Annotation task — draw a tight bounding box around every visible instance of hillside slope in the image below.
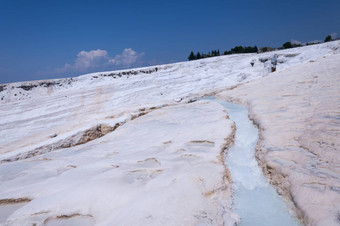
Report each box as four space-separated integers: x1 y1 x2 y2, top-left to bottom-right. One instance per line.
0 41 339 225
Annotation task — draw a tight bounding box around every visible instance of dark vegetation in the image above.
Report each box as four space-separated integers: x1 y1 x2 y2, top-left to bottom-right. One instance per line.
188 46 257 61
224 46 258 55
188 34 337 61
324 35 332 42
188 50 221 61
278 41 303 50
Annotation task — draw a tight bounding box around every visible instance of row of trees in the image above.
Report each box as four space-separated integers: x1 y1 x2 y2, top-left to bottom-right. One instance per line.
224 46 258 55
188 50 221 60
188 34 337 61
188 46 258 61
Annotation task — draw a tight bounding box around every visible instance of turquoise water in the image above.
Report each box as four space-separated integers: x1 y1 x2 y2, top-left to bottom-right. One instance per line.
205 97 300 226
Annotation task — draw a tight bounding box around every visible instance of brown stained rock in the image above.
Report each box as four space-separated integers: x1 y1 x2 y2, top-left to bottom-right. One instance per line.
0 198 31 205
0 107 160 164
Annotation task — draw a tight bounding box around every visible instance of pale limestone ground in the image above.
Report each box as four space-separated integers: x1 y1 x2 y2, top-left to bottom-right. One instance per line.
219 53 340 226
0 101 237 226
1 41 339 163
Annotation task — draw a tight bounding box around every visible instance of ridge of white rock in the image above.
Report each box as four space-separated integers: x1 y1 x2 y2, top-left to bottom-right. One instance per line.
1 41 339 163
219 52 340 226
0 41 339 225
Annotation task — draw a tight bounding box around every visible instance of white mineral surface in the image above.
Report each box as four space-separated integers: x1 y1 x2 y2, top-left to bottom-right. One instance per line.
219 52 340 226
0 41 339 225
0 101 235 225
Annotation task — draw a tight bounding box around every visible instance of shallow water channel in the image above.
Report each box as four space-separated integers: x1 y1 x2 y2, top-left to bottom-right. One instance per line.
205 97 300 226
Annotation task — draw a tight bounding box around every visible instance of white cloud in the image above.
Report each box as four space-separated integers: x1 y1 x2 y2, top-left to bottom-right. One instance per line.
109 48 144 67
56 48 144 73
63 49 108 72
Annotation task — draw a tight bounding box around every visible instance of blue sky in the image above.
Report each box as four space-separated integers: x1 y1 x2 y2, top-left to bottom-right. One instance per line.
1 0 339 84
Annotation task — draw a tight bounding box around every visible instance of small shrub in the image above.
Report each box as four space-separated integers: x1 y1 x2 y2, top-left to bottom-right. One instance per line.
324 35 332 42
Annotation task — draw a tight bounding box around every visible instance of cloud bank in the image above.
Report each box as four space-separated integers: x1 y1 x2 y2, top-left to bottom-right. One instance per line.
56 48 144 74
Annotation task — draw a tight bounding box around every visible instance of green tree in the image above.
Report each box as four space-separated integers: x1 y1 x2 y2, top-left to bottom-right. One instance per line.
197 52 201 59
324 35 332 42
188 51 196 61
283 42 292 49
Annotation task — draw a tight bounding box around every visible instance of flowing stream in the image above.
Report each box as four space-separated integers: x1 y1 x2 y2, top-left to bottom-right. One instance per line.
205 97 300 226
